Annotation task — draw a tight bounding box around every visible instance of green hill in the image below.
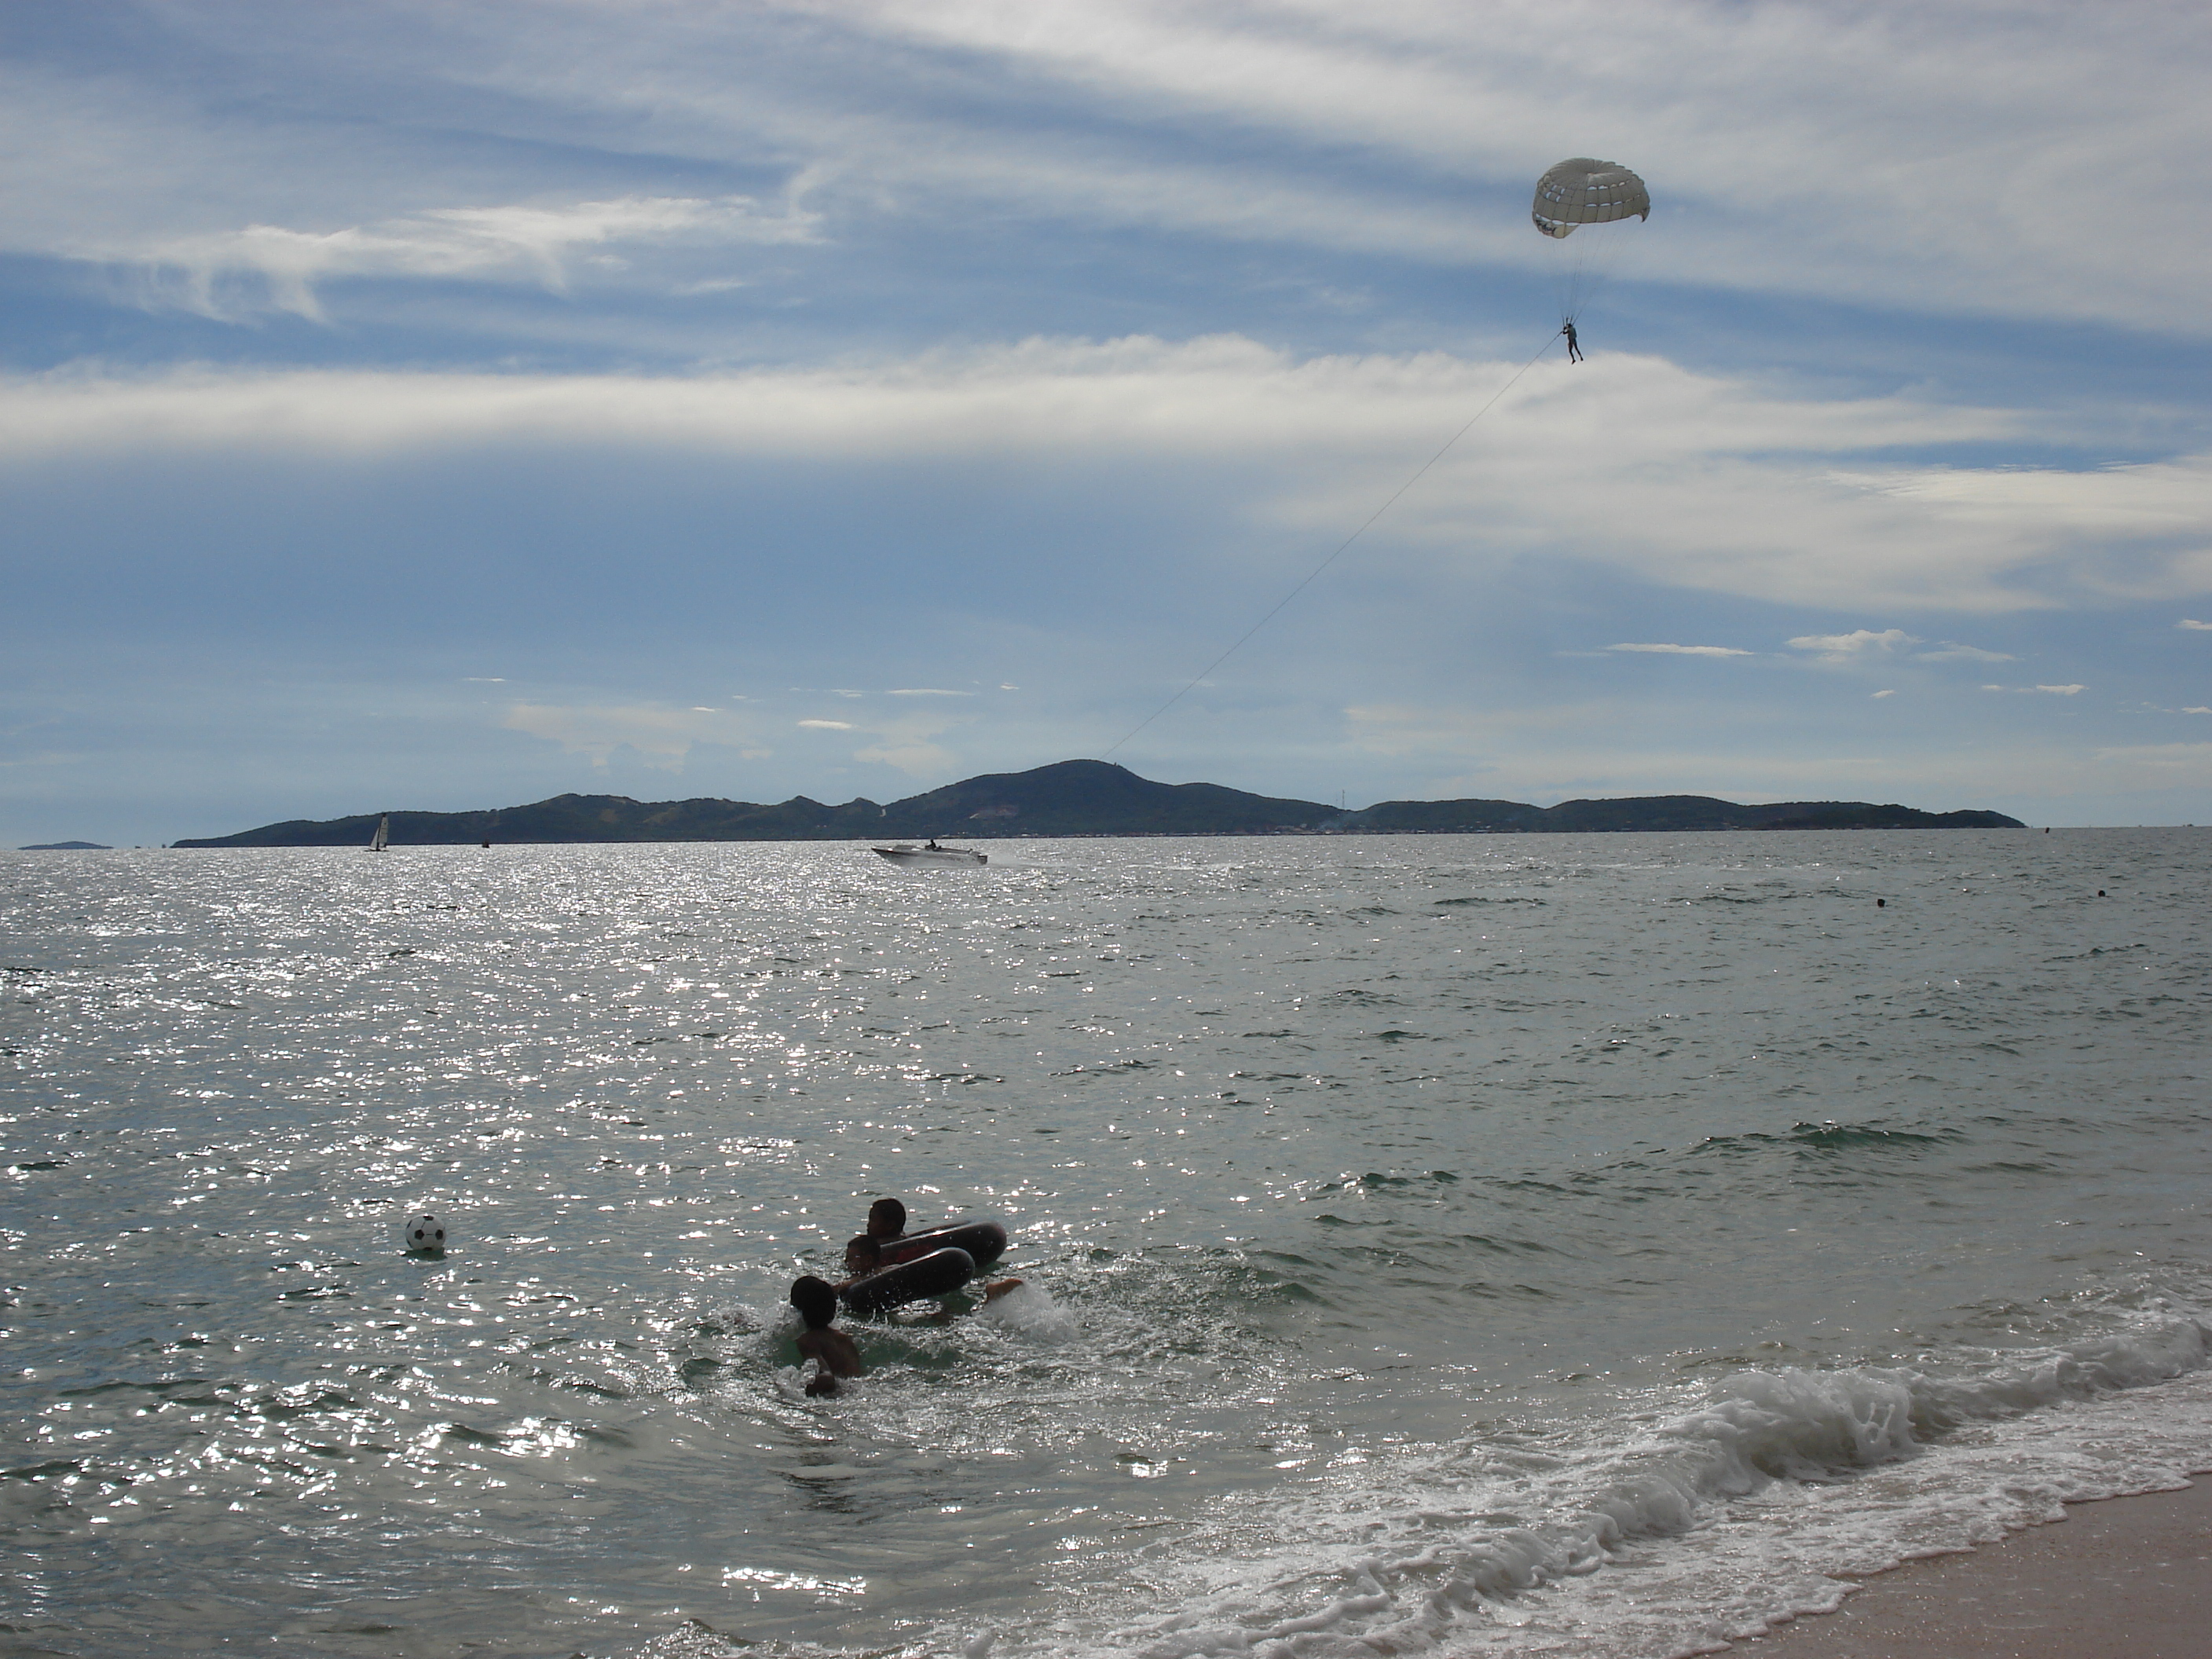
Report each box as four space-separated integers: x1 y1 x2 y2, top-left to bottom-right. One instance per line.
172 760 2024 846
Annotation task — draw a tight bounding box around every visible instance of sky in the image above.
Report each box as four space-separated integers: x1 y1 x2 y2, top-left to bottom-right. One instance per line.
5 0 2212 844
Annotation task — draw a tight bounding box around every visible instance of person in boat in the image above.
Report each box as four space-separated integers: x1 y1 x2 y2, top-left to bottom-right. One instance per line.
1562 319 1582 363
789 1276 862 1397
925 840 941 851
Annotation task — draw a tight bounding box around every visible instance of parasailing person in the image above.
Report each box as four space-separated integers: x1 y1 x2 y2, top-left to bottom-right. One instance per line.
1530 156 1650 358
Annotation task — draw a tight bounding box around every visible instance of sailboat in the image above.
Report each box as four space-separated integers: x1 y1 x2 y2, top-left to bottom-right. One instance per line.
368 813 390 852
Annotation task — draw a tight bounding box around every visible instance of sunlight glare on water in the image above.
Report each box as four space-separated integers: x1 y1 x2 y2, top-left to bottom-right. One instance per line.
5 832 2211 1657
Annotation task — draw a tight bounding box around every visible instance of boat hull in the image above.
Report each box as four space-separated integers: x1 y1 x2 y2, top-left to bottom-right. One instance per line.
872 845 987 866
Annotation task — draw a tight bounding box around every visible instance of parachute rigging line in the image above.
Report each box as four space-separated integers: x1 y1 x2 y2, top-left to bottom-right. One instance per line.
1102 328 1562 760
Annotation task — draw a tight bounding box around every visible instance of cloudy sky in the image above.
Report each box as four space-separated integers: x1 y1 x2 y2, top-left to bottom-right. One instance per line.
5 0 2210 843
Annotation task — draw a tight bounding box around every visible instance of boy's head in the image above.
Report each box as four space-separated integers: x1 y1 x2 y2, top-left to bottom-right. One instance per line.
843 1235 882 1276
866 1198 906 1240
789 1275 838 1330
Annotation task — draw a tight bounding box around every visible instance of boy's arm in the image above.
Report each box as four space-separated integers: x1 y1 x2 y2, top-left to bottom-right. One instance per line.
919 1278 1026 1323
796 1328 857 1394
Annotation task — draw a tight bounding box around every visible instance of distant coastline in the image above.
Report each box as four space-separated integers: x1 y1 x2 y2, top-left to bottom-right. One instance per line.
171 759 2026 848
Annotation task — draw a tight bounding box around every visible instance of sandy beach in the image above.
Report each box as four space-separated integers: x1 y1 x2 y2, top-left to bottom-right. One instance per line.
1734 1475 2212 1658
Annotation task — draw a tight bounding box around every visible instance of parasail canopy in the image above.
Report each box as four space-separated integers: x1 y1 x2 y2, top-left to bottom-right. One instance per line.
1532 158 1650 239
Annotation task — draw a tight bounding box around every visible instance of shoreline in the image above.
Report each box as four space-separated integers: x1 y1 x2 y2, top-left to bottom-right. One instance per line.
1731 1473 2212 1657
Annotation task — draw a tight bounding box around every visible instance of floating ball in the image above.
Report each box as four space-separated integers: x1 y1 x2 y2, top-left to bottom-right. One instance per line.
403 1213 447 1254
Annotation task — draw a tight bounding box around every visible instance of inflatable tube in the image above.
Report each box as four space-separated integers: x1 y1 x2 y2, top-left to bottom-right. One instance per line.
839 1247 975 1317
881 1220 1008 1271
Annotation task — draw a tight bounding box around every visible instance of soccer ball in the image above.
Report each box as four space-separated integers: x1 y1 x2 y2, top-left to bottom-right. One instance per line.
403 1213 447 1254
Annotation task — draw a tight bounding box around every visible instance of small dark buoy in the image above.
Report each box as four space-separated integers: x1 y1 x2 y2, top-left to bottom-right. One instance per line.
2097 889 2106 897
1876 898 1885 907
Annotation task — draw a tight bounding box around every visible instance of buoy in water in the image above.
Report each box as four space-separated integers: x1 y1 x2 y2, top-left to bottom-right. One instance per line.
403 1213 448 1254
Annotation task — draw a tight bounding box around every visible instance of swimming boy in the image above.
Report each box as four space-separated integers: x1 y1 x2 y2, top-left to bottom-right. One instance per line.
839 1234 884 1284
788 1275 862 1397
865 1198 906 1243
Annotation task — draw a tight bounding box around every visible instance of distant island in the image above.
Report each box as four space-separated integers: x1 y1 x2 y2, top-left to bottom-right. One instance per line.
18 840 112 851
172 760 2025 848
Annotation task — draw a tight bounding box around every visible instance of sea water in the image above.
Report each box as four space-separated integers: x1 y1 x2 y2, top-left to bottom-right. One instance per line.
4 831 2210 1659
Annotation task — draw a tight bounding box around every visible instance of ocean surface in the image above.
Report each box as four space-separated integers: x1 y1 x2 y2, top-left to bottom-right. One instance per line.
5 831 2211 1659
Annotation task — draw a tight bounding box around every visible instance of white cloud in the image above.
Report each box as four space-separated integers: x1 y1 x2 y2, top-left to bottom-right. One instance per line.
2181 619 2212 631
2093 742 2212 778
1345 699 1628 763
126 195 820 321
492 695 968 778
769 0 2212 334
1871 689 1897 698
886 687 975 697
1787 629 1920 661
1606 643 1752 657
851 710 967 775
1980 683 2086 695
5 343 2211 614
5 2 2205 338
855 740 954 775
501 701 769 767
1915 642 2016 663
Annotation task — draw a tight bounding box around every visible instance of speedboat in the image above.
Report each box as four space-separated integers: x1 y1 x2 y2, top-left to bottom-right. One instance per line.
872 840 987 866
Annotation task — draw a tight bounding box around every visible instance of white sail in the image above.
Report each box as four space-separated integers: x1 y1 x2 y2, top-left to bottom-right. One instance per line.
368 813 390 852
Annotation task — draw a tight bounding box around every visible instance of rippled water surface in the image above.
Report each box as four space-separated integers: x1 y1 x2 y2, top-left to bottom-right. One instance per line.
5 833 2211 1658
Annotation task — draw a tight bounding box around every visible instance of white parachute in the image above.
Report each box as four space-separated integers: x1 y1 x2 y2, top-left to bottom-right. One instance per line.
1532 157 1650 326
1532 158 1650 239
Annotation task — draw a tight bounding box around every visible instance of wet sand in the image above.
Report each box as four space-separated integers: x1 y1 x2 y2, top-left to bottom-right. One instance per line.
1733 1474 2212 1658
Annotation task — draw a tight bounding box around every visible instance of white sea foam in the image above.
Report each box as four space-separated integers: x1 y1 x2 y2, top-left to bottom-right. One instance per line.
996 1306 2212 1659
983 1281 1079 1340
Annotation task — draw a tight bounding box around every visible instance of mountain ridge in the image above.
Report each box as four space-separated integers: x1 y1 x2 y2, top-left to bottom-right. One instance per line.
171 760 2026 846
